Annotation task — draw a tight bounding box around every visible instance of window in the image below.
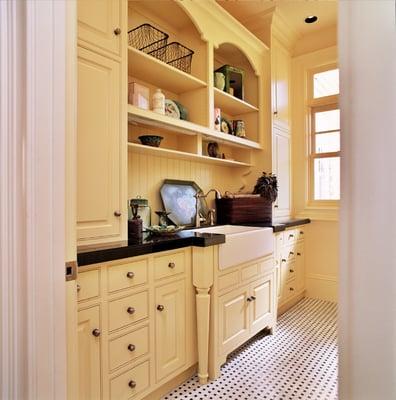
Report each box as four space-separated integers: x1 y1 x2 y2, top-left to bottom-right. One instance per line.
309 67 340 202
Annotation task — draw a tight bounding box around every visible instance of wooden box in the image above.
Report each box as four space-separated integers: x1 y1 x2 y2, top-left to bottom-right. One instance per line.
216 195 272 224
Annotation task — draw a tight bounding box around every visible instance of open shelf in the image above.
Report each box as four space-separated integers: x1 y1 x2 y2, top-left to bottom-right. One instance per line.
128 105 262 150
128 142 252 167
128 47 207 94
214 87 258 115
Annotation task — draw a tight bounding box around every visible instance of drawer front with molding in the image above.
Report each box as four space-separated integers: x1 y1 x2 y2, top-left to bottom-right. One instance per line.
109 291 149 332
110 360 150 400
154 250 185 281
282 262 296 283
108 259 148 293
218 270 239 292
77 269 100 302
109 325 149 371
281 246 296 265
282 280 297 301
297 226 306 241
284 229 298 246
241 263 260 283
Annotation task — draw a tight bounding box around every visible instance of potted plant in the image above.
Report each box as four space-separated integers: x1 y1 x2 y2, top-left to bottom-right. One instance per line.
252 172 278 202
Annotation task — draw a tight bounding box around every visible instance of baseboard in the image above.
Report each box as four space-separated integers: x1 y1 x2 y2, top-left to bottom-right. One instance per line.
277 291 305 315
306 276 338 302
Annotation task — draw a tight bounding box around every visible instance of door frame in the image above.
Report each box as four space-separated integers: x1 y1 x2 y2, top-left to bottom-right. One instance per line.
0 0 74 398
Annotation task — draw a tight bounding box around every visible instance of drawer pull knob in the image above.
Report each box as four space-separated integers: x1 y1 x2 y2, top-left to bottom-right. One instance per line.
168 262 175 269
297 252 301 256
127 344 136 352
114 28 122 36
289 287 294 291
247 297 253 302
300 231 304 235
289 234 294 238
92 328 101 337
289 269 294 273
128 380 137 389
114 211 122 217
250 296 256 301
126 271 135 279
274 205 279 208
127 307 135 315
289 251 294 256
281 259 286 263
157 304 165 311
77 284 81 292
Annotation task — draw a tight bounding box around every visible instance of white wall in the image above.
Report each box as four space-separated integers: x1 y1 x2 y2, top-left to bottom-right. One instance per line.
339 1 396 398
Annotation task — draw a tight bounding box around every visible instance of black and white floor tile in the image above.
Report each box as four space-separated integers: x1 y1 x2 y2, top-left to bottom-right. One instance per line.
163 298 338 400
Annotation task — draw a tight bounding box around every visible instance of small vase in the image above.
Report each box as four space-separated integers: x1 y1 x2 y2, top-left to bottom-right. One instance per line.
214 72 225 91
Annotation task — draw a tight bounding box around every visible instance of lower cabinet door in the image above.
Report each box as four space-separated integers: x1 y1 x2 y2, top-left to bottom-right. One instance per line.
78 305 101 400
250 274 274 335
155 280 186 381
218 286 250 356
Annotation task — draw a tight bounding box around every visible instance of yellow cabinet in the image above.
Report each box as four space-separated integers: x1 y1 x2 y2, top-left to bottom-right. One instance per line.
155 280 186 382
77 47 124 242
78 0 123 57
271 37 291 131
273 129 291 218
218 286 250 356
77 306 101 400
250 274 275 336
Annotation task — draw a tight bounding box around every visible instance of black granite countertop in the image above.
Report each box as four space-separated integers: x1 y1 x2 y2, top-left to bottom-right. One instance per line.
77 218 310 267
77 230 225 267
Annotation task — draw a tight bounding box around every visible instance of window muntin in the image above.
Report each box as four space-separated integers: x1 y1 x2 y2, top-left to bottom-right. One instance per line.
313 68 339 98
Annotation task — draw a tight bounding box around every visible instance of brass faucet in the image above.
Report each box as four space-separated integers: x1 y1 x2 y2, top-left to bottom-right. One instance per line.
194 189 221 227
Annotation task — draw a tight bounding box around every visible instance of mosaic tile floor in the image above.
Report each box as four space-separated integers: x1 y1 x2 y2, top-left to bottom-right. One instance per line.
163 298 338 400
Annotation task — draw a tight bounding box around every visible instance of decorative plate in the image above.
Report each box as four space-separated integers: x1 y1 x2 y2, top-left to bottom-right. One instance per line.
146 225 185 236
165 99 181 119
160 179 209 227
220 117 232 134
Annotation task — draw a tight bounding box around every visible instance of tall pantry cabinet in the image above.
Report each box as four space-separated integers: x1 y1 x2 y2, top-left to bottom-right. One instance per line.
271 27 292 220
76 0 127 245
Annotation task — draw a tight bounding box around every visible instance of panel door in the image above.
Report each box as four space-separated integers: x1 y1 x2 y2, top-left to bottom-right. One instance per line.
273 130 291 218
77 306 101 400
155 280 186 381
77 47 122 242
218 286 250 356
295 242 305 292
78 0 123 57
250 274 274 335
272 37 290 130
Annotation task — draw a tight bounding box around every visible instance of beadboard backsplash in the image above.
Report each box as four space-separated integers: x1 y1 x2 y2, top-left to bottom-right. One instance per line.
128 151 247 219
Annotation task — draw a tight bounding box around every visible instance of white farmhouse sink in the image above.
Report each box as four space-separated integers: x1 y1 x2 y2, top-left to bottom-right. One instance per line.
193 225 273 270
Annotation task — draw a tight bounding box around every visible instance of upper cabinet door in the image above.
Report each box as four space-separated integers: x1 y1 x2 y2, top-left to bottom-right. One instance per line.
272 38 291 131
78 0 122 57
77 47 122 242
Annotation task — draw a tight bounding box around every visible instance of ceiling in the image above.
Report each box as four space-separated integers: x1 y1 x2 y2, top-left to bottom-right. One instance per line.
216 0 338 39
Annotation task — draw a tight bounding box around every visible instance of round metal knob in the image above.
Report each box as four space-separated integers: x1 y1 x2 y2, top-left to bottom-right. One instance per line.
114 27 121 35
281 259 286 263
247 297 253 302
77 284 81 292
92 329 101 337
168 262 175 269
289 234 294 238
274 205 279 208
114 211 122 217
289 251 294 256
126 271 135 279
127 307 135 315
289 269 294 273
250 296 256 301
300 231 304 235
157 304 164 311
289 287 295 291
274 111 278 115
128 344 136 352
128 380 136 389
297 252 301 256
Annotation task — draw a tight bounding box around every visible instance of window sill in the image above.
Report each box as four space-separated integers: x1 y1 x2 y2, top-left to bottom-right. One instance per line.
295 205 339 222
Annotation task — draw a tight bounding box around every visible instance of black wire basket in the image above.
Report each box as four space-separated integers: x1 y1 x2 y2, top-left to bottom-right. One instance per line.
148 42 194 74
128 23 169 53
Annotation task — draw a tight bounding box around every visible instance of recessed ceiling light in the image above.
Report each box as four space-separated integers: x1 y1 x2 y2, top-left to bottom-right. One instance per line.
305 15 318 24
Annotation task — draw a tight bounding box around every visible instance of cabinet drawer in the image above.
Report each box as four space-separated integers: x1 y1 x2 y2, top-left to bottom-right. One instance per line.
282 262 296 283
77 269 100 302
218 270 239 292
259 257 275 275
280 246 296 265
282 280 297 300
297 226 306 241
154 251 185 281
284 229 298 246
110 360 150 400
108 259 148 293
241 263 260 282
109 325 149 371
109 291 148 332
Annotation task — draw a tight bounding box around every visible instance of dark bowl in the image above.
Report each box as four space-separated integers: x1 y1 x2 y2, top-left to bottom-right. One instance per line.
138 135 163 147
